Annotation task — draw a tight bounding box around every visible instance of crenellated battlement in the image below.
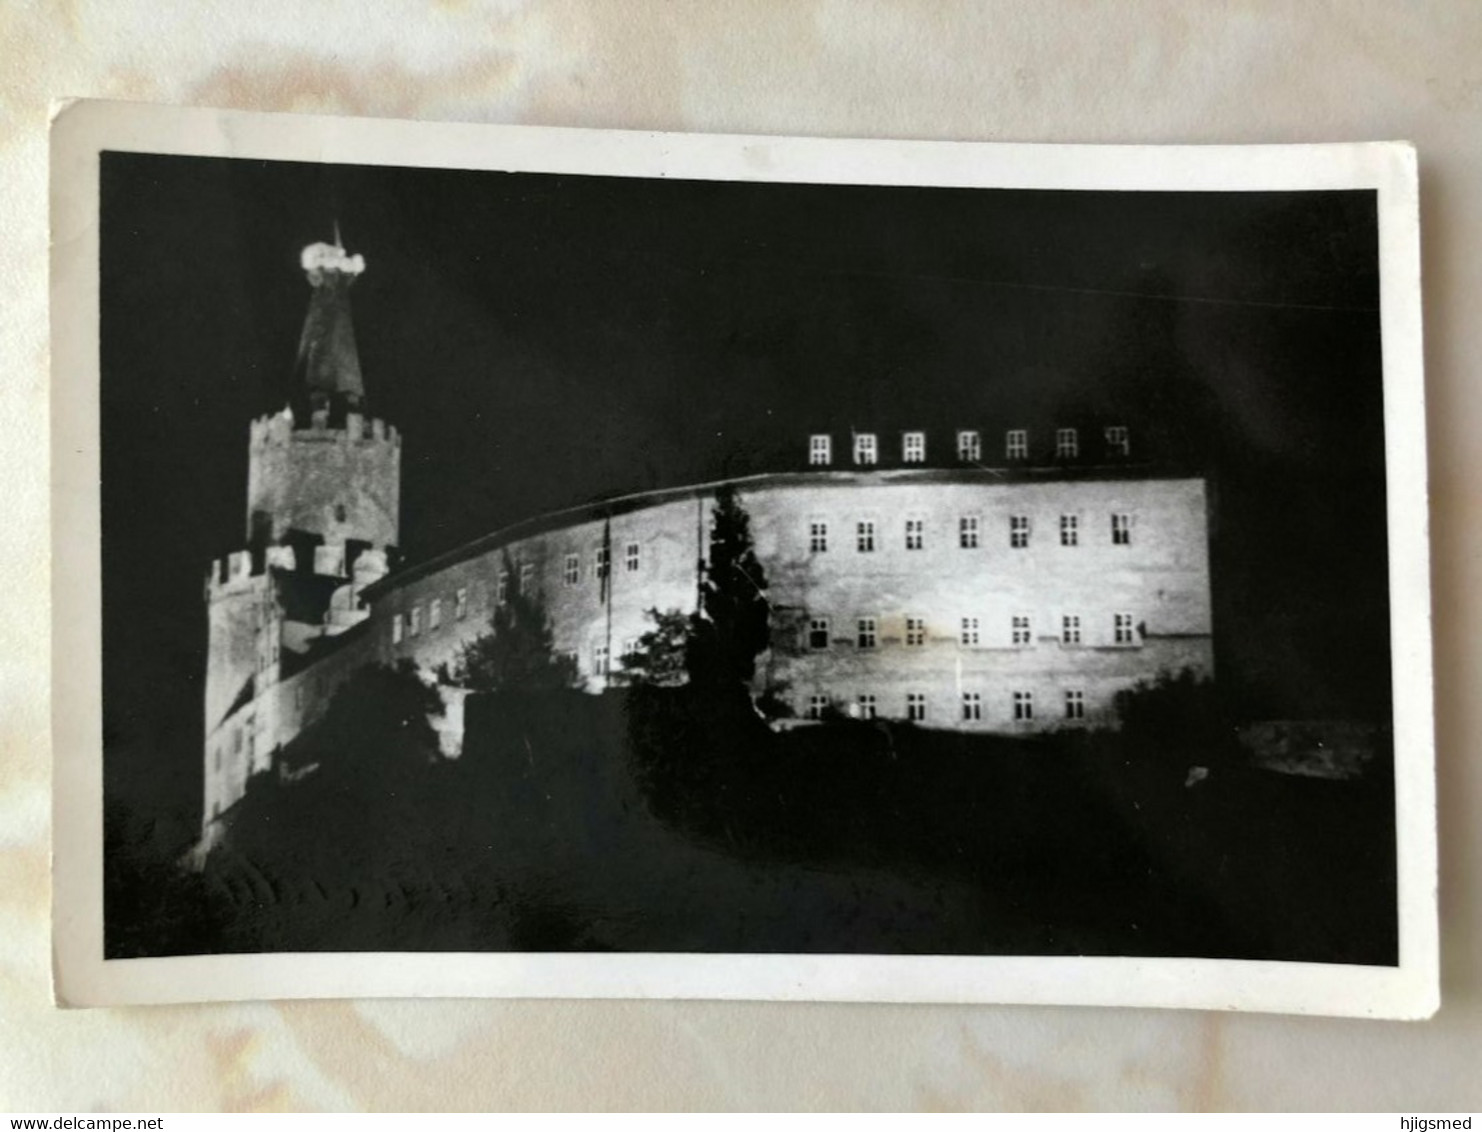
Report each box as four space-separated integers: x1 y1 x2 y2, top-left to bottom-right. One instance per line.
204 549 266 599
206 544 364 592
249 408 400 449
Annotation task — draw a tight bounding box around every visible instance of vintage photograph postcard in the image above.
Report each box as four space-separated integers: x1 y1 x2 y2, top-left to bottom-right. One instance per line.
51 101 1437 1015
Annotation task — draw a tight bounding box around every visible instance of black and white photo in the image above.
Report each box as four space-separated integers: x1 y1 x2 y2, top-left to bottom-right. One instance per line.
51 103 1436 1015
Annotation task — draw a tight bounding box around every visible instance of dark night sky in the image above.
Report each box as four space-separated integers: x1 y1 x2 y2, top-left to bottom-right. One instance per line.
99 151 1390 843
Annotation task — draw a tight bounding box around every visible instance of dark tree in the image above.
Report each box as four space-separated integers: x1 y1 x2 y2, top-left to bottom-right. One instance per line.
616 607 693 687
1114 667 1234 763
313 659 447 784
688 485 771 689
452 551 581 693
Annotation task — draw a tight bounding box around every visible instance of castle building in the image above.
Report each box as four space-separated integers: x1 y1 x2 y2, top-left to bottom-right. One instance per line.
199 241 1214 849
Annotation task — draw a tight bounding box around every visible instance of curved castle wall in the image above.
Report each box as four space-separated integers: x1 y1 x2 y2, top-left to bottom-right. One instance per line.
369 469 1213 730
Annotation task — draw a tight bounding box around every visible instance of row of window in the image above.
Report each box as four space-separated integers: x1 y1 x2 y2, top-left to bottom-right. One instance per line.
559 541 644 587
805 613 1138 650
807 688 1087 723
388 540 652 650
810 512 1133 553
490 540 649 606
390 586 471 644
810 426 1131 467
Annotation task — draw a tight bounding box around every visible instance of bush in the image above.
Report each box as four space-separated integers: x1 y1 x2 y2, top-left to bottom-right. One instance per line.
310 660 446 786
1114 668 1234 761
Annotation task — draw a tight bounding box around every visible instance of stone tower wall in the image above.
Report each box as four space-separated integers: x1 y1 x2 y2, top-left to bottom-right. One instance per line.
246 410 401 550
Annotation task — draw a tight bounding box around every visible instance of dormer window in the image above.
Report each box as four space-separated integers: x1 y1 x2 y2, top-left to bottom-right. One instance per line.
1056 428 1078 459
809 434 832 466
902 431 925 463
854 433 878 466
957 430 981 462
1006 429 1029 460
1106 425 1130 458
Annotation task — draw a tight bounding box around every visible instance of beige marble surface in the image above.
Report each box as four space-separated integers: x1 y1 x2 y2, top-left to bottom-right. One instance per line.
3 0 1480 1111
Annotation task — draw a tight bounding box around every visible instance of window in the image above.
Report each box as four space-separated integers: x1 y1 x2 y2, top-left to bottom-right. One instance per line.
807 695 829 721
1115 613 1136 645
902 431 926 463
1060 514 1079 547
621 637 639 661
496 571 509 605
1013 691 1034 722
1012 615 1031 645
960 616 980 647
809 520 828 554
1062 614 1082 644
957 430 981 462
429 599 442 630
809 434 832 466
1010 515 1030 549
857 617 878 650
856 694 878 720
854 433 878 465
592 643 610 676
408 606 421 637
907 692 926 722
905 616 926 647
808 617 831 650
1112 513 1132 546
625 542 641 572
1006 429 1028 460
519 562 535 593
214 746 222 773
959 515 980 549
593 547 609 581
856 519 876 552
1056 428 1079 459
563 553 581 586
962 692 983 722
455 587 469 619
905 516 925 550
392 612 404 644
1065 690 1086 720
1106 425 1130 458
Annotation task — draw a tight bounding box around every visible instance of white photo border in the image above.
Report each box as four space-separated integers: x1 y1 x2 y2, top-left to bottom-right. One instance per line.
50 100 1437 1016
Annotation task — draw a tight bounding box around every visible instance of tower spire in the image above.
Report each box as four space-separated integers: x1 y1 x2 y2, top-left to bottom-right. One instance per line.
294 233 366 421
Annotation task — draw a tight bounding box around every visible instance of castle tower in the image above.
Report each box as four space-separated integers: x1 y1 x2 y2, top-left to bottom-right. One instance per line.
245 239 401 552
199 236 402 850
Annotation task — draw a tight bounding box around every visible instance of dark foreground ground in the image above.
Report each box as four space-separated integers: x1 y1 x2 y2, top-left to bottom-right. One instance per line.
105 688 1397 964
